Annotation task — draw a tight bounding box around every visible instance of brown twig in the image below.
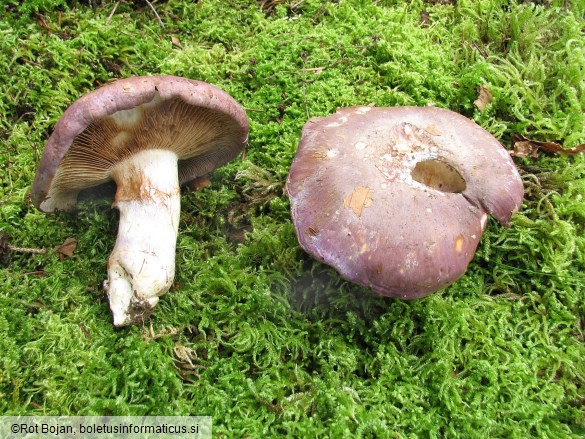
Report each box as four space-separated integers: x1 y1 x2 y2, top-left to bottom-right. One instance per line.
6 246 47 255
145 0 165 28
0 233 47 255
6 151 13 193
105 0 121 25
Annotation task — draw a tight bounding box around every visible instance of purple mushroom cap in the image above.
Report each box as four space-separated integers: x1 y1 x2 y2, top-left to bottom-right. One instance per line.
32 75 249 212
286 106 524 299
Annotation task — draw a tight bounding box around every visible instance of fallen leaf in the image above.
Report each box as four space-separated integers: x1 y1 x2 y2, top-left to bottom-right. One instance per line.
511 140 539 158
171 35 182 49
0 233 8 255
34 14 53 32
54 237 77 260
474 85 492 111
185 175 211 191
420 9 431 26
512 134 585 156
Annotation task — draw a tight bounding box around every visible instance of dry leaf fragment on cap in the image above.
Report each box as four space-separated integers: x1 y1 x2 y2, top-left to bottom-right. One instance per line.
343 186 373 217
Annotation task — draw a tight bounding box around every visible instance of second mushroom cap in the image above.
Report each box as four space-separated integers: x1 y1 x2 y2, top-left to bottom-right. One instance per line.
286 106 524 299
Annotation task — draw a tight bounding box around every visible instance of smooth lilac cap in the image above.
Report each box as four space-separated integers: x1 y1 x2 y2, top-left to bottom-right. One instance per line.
286 106 524 299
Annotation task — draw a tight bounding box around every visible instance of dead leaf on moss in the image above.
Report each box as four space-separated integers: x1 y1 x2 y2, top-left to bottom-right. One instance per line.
0 233 8 255
420 9 431 26
474 85 492 111
511 134 585 157
54 237 77 260
185 175 211 191
171 35 182 49
34 14 53 33
511 139 540 158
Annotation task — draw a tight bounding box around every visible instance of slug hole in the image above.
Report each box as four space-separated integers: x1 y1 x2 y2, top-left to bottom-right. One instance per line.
411 160 466 193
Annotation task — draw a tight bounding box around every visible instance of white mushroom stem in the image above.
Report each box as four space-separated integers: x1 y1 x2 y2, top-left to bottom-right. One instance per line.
104 149 181 326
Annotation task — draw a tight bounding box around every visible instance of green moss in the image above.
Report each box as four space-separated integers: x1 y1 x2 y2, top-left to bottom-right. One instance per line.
1 0 584 436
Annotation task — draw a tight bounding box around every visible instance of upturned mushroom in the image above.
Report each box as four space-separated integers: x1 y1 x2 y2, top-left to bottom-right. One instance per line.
32 75 248 326
286 106 523 299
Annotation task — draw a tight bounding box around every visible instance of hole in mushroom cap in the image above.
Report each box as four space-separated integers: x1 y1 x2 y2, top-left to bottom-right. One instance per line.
411 159 466 193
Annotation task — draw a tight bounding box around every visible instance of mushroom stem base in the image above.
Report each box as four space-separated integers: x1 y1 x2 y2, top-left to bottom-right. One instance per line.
104 149 181 326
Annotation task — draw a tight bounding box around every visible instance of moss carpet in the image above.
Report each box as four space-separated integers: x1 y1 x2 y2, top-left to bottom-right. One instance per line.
1 0 584 437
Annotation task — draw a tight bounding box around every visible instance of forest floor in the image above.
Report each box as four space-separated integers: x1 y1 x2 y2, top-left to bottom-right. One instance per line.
1 0 584 437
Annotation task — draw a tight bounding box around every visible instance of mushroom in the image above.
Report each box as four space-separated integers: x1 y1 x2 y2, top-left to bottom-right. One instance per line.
32 75 248 326
285 106 523 299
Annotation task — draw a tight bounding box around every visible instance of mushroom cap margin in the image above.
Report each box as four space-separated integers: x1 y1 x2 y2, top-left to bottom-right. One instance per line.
32 75 249 212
